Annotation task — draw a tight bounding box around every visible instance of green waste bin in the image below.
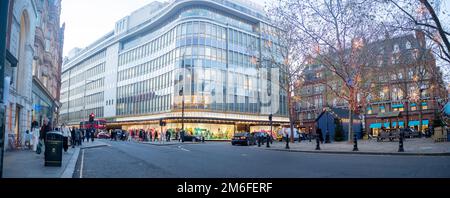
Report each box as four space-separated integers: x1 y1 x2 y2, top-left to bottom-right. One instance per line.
45 131 63 167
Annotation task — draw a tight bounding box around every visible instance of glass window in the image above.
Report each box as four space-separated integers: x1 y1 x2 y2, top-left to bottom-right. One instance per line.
187 22 193 35
193 22 199 34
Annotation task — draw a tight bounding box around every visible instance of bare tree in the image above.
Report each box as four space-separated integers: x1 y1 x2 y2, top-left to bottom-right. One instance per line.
262 7 308 142
268 0 384 141
382 0 450 65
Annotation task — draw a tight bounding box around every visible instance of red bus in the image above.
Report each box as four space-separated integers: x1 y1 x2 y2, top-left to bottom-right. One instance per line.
80 119 107 131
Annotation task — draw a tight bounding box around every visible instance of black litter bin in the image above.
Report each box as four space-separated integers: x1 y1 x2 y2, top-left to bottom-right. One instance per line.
45 131 63 167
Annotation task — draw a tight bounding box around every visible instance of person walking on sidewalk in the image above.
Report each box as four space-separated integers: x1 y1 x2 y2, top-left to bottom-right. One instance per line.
32 123 40 152
70 127 76 148
39 117 52 148
61 124 70 153
86 129 90 143
316 128 324 144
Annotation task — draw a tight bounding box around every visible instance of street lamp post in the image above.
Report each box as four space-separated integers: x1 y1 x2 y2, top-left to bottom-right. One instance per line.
179 86 185 132
82 79 95 123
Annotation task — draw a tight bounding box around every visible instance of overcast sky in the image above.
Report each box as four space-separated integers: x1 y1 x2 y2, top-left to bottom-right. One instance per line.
60 0 267 57
60 0 448 57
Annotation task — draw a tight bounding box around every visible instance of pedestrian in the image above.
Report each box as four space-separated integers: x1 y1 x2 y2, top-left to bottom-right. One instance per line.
86 129 90 143
75 129 82 146
149 130 153 142
39 117 52 149
154 130 158 142
90 129 95 142
139 130 143 142
166 130 171 142
316 127 324 144
62 124 70 152
180 130 185 142
32 123 40 152
70 127 76 148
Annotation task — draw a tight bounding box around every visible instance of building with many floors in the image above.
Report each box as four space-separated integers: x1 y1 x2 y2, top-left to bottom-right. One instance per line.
297 31 447 137
60 0 289 140
32 0 65 129
3 0 38 149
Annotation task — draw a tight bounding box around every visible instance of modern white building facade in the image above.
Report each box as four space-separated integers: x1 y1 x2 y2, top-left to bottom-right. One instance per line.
61 0 289 140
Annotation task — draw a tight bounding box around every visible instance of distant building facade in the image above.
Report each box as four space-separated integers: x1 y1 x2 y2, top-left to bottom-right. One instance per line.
298 32 447 137
32 0 65 128
60 0 289 140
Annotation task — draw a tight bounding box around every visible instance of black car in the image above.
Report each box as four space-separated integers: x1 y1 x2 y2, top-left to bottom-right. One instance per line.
182 134 201 142
232 132 256 146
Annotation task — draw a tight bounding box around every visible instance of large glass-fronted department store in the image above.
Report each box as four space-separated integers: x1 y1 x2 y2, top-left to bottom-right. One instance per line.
60 0 289 140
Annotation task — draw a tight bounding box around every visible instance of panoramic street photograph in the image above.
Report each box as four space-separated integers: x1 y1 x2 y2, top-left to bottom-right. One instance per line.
1 0 450 183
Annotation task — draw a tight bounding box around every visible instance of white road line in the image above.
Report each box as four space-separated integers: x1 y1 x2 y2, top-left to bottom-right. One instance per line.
178 145 190 152
79 149 85 178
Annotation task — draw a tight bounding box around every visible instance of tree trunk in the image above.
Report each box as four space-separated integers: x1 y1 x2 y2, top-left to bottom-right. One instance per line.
348 108 353 143
288 87 295 143
419 98 423 133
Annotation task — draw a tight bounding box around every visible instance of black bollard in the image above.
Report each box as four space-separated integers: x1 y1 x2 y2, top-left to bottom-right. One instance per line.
258 136 261 147
315 135 321 150
266 136 270 148
353 134 359 151
309 134 312 142
398 132 404 152
285 135 290 149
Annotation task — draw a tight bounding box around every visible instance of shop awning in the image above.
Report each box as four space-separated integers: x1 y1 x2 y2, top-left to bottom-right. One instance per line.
384 122 390 128
370 123 382 129
392 104 404 108
409 120 429 127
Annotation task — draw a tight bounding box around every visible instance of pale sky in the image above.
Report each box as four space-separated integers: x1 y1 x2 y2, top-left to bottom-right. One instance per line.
60 0 266 57
60 0 449 58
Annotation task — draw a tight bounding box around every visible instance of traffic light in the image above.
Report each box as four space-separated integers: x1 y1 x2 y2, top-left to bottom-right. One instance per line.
159 119 166 126
269 114 273 122
89 113 95 123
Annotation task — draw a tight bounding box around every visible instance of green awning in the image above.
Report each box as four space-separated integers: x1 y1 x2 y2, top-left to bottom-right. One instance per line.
370 123 382 129
392 104 404 108
409 120 429 126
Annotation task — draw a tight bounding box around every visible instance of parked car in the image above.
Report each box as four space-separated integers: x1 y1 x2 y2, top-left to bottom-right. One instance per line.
231 132 256 146
96 132 110 139
182 134 202 142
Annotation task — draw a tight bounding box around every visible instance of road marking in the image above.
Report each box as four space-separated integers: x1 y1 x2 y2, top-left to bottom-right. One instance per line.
178 145 190 152
80 149 85 178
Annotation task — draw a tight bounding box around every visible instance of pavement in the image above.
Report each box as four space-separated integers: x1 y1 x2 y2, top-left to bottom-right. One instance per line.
2 139 110 178
258 138 450 156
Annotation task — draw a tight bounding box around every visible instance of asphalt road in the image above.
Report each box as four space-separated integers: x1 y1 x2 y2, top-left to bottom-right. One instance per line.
73 140 450 178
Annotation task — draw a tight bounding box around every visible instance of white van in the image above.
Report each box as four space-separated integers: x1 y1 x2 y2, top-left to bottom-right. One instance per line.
278 128 300 139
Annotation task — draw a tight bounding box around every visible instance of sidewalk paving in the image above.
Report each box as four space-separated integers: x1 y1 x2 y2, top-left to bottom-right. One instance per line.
259 138 450 155
2 140 110 178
